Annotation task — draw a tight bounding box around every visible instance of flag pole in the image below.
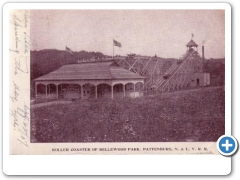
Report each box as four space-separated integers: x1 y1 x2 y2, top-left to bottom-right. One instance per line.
112 39 114 60
65 46 67 65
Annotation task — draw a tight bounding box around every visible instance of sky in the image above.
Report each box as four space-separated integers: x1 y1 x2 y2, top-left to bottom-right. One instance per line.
30 10 225 59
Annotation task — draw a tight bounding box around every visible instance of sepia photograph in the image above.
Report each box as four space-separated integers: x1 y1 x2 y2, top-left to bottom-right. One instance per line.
29 9 225 144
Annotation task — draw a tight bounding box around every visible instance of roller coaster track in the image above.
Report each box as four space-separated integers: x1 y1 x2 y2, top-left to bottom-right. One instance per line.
154 50 202 92
115 50 202 93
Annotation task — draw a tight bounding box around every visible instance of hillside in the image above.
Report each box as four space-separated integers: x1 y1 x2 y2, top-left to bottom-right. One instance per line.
203 58 225 86
31 49 107 80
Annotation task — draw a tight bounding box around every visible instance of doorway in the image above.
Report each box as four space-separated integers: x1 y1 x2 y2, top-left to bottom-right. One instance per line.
197 79 200 86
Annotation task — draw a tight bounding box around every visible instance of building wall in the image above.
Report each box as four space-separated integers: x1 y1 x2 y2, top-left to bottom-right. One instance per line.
190 73 210 87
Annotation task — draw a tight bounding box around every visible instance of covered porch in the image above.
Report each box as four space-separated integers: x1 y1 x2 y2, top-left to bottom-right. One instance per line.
35 79 144 100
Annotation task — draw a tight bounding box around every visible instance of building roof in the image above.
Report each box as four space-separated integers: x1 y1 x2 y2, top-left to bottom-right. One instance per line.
186 39 198 47
35 60 145 81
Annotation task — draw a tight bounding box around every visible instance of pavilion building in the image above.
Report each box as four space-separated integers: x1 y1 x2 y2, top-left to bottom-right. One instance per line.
34 60 145 100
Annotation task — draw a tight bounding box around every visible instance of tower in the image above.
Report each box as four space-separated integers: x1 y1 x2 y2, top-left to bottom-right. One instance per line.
186 39 198 52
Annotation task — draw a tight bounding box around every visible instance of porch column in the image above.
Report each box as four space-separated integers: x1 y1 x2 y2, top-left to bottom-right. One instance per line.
123 84 125 97
35 84 37 98
45 85 47 98
56 85 58 99
134 83 136 98
95 85 98 99
111 85 114 99
81 85 83 100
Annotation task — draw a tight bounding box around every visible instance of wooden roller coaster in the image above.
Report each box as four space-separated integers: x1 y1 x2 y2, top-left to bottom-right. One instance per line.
115 39 204 93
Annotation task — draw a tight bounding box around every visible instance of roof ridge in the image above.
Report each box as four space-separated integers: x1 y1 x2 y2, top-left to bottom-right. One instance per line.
186 39 198 47
35 60 145 81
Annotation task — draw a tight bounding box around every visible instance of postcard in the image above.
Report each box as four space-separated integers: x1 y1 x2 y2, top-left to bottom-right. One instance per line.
3 2 232 175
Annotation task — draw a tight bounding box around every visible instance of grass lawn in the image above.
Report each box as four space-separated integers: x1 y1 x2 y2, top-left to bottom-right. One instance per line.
31 86 225 143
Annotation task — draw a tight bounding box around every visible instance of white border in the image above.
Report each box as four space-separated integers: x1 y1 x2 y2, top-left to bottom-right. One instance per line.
3 3 231 175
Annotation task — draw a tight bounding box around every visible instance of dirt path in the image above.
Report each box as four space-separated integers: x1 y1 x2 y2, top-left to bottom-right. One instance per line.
31 100 73 109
